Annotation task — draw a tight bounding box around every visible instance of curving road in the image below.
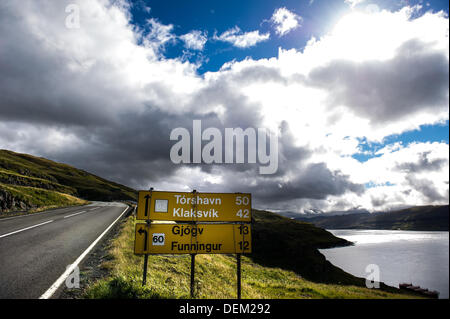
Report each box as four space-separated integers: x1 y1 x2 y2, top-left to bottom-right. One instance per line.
0 202 129 299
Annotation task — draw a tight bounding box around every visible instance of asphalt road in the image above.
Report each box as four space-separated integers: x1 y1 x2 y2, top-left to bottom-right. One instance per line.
0 202 129 299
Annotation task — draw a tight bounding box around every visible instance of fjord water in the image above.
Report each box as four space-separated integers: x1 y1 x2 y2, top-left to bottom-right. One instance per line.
320 230 449 298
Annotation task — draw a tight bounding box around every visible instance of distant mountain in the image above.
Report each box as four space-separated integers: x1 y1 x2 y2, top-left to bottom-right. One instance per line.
279 208 370 219
0 149 136 213
296 205 449 231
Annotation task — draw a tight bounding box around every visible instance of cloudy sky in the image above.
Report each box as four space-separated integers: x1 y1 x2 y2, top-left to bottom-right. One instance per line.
0 0 448 214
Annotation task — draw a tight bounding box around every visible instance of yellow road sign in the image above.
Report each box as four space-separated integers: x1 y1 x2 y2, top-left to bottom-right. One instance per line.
134 223 252 255
136 191 252 222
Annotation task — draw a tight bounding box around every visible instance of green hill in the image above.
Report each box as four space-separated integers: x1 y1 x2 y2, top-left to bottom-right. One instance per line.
297 205 449 231
0 149 136 214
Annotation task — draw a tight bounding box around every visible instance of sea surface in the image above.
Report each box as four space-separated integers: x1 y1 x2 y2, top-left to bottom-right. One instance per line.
319 229 449 298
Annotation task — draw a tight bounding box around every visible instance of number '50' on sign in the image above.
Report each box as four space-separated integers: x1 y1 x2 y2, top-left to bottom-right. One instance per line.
235 196 250 219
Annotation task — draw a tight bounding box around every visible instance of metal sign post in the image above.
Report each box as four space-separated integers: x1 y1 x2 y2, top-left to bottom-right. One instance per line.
141 219 151 286
142 254 148 286
190 253 196 298
190 190 197 298
237 253 241 299
141 188 153 286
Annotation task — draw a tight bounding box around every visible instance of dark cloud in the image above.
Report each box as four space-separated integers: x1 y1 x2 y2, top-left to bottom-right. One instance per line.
307 39 449 123
220 162 365 204
0 1 138 128
227 66 288 85
395 151 448 173
371 195 388 208
405 175 446 202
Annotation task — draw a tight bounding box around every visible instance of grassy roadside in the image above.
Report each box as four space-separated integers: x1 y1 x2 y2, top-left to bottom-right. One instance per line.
82 215 420 299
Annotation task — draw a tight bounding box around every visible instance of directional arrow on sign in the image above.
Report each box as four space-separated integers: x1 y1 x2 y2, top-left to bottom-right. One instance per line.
138 228 148 251
144 195 150 217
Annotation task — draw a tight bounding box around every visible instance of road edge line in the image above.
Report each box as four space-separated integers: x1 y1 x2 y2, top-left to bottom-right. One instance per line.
39 205 130 299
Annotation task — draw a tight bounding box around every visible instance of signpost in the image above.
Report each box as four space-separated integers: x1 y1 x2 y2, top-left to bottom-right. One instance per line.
134 189 252 299
136 190 252 222
134 223 252 254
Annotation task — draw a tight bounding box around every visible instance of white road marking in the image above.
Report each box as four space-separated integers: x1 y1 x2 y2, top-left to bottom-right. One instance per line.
39 206 129 299
0 206 92 222
88 201 128 207
0 220 54 239
63 211 87 219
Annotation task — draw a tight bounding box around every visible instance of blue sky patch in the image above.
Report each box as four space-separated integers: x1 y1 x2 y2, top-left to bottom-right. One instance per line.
353 121 449 162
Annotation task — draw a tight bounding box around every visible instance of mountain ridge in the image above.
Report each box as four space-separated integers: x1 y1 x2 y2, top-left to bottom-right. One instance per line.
296 205 449 231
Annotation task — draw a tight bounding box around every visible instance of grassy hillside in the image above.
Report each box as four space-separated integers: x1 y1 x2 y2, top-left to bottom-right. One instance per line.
0 183 88 213
0 149 137 213
81 210 419 299
298 205 449 231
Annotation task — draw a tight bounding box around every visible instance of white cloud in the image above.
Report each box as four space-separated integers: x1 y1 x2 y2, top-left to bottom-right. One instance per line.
355 142 448 210
345 0 366 8
180 30 207 50
214 26 270 48
271 7 302 36
144 18 176 51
